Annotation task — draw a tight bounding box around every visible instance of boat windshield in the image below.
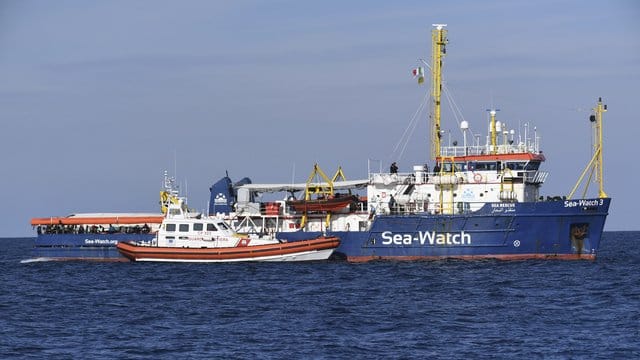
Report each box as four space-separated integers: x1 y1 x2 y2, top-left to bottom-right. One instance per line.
216 221 230 230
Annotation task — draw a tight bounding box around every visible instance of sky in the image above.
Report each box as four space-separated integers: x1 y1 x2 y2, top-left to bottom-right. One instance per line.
1 0 638 237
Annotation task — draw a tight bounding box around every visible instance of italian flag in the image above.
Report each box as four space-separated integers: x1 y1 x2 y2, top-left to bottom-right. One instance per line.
412 67 425 84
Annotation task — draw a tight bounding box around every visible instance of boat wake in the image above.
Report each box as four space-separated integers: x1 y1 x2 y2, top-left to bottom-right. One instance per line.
20 257 58 264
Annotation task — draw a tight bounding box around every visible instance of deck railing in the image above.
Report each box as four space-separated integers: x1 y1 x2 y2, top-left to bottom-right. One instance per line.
439 143 539 157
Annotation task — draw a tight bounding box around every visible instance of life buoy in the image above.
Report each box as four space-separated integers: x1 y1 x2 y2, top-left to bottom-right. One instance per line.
473 173 483 183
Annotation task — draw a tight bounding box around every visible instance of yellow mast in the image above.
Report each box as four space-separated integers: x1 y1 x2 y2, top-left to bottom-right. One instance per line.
484 108 501 154
489 110 498 154
595 97 607 198
567 97 608 199
431 24 448 160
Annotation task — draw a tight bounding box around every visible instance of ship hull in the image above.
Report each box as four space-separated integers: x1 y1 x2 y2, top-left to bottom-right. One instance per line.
30 199 609 262
31 233 155 261
277 198 610 262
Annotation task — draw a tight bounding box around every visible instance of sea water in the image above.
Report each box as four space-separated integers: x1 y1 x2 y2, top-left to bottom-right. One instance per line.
1 232 638 359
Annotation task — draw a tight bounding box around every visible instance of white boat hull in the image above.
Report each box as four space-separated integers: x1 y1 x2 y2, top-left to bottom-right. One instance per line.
130 248 335 263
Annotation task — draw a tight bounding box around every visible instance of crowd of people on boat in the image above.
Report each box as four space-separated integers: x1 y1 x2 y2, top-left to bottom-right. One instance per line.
36 223 152 235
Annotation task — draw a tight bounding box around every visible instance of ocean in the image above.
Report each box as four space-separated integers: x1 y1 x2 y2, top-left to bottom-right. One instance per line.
1 232 638 359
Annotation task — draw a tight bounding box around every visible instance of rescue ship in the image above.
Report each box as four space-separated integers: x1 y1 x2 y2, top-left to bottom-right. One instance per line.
209 25 611 261
117 196 339 262
29 172 179 261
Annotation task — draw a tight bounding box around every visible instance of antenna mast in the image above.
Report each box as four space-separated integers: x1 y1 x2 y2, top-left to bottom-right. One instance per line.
486 109 500 154
594 97 607 198
567 97 608 199
431 24 448 160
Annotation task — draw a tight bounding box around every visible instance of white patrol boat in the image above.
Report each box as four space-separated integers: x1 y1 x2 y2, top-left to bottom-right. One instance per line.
116 196 339 262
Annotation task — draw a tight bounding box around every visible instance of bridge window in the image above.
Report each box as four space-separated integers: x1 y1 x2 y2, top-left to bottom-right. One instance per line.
439 162 466 172
207 223 216 231
179 224 189 232
165 223 176 232
474 162 498 171
194 223 203 231
525 161 540 170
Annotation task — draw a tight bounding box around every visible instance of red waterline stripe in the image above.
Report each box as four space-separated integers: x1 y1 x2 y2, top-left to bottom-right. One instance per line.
346 253 596 262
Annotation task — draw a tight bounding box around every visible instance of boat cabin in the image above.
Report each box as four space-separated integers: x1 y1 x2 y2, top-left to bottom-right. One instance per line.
155 197 245 248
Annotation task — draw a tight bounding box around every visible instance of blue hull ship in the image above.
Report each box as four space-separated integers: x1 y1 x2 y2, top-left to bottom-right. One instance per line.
208 171 610 261
271 199 610 261
207 25 611 262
